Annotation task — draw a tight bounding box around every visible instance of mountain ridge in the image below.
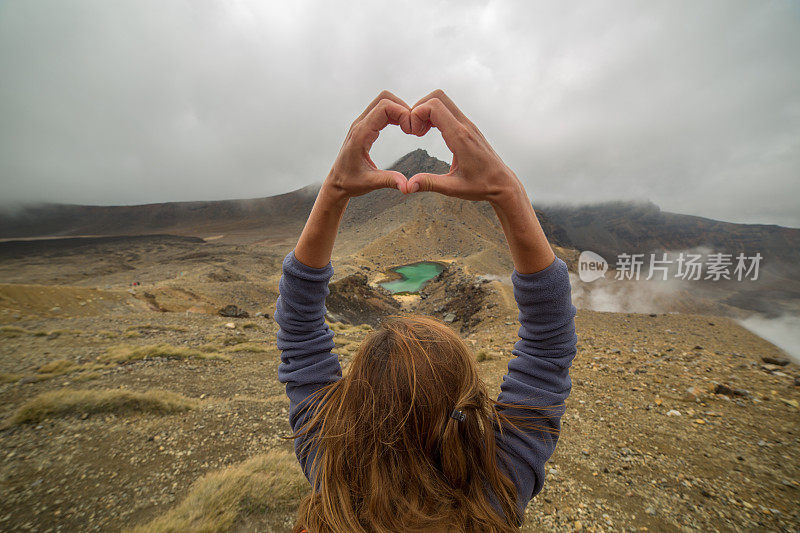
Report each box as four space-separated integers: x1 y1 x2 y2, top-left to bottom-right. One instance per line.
1 148 799 325
2 150 799 275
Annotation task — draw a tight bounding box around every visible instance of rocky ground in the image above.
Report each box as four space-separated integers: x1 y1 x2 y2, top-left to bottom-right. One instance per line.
0 235 798 532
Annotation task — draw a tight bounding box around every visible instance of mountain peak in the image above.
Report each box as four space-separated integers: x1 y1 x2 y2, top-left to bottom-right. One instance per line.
405 147 429 157
389 149 450 178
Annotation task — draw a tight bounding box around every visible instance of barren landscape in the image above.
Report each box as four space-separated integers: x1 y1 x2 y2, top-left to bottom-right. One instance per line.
1 152 798 532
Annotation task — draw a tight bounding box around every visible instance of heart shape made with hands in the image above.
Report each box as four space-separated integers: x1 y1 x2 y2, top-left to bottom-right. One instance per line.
332 90 514 202
301 90 552 274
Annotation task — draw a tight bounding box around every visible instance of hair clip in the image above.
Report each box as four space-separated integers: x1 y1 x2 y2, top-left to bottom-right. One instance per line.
450 409 466 422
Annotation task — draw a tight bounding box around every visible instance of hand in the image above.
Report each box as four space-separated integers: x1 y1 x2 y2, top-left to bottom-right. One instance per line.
324 90 413 198
407 89 523 204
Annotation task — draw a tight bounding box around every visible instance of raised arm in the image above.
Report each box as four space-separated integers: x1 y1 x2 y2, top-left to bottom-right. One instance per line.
491 204 576 517
275 91 413 480
407 90 577 522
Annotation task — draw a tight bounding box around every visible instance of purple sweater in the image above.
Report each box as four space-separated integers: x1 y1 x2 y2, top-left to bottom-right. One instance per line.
275 250 577 525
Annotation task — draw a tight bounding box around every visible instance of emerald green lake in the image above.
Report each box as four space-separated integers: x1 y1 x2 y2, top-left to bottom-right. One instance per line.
379 262 444 294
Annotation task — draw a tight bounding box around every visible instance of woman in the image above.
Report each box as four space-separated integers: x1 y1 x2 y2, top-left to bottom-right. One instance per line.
275 90 577 532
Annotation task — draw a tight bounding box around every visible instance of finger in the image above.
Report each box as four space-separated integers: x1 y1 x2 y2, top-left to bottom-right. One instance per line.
407 172 461 196
410 99 468 152
368 170 408 194
355 90 411 130
355 99 411 149
413 89 484 138
409 119 432 137
412 89 468 124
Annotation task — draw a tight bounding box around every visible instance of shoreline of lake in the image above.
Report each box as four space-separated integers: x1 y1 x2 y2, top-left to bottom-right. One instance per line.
379 261 446 294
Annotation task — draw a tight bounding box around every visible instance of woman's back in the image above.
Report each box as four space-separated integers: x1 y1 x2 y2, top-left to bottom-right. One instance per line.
275 250 577 531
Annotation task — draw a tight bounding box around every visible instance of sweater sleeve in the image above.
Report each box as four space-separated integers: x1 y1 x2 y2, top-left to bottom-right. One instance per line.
274 249 342 483
494 256 577 523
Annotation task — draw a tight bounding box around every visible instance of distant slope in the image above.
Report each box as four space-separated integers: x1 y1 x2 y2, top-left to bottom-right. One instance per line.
543 201 800 279
0 184 321 239
2 149 798 280
2 149 800 320
331 150 569 276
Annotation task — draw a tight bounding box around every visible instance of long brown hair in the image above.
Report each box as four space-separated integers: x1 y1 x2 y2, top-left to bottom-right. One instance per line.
286 315 559 532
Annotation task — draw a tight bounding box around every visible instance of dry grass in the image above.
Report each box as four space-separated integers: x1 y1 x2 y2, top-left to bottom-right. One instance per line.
0 372 24 384
46 329 83 337
99 343 230 364
37 359 76 374
126 450 308 533
0 327 84 339
0 325 30 338
4 388 198 427
205 332 249 347
241 322 259 330
224 342 271 353
204 333 224 343
221 336 248 346
329 322 371 333
476 349 490 362
335 341 362 356
198 342 223 353
1 373 52 385
126 324 190 333
28 360 105 382
328 321 350 333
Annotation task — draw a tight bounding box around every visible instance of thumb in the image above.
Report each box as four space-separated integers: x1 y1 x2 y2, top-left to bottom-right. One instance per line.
368 170 408 194
407 173 460 196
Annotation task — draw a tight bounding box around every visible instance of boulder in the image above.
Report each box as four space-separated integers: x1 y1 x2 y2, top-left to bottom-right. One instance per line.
714 383 750 398
686 386 705 402
326 272 400 326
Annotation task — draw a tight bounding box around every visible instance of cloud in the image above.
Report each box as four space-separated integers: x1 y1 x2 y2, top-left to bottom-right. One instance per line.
569 272 690 314
738 314 800 364
1 0 798 226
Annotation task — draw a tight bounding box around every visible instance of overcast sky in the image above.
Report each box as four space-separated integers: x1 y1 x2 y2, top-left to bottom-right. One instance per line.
1 0 798 226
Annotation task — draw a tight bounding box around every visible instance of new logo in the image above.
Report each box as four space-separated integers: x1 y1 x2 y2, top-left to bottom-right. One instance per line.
578 251 608 282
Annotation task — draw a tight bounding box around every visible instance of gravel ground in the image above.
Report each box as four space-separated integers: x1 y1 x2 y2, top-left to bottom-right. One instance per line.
0 235 797 532
0 308 797 532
